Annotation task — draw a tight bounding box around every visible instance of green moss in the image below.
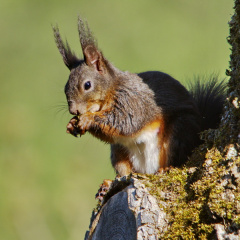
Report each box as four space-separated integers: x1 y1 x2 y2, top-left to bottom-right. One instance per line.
137 147 240 239
144 172 211 239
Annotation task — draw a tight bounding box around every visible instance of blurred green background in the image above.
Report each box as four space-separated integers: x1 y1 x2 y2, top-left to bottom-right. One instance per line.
0 0 233 239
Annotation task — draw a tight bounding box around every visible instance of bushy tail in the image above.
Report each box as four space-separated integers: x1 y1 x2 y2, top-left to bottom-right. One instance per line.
187 75 227 131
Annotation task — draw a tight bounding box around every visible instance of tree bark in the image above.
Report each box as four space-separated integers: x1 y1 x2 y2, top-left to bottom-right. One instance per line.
84 176 168 240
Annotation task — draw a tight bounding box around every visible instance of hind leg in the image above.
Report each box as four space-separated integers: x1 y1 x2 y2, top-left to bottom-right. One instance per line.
95 144 132 203
111 144 132 177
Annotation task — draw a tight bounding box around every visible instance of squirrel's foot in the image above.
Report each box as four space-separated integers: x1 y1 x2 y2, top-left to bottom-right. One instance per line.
95 179 113 203
66 116 85 137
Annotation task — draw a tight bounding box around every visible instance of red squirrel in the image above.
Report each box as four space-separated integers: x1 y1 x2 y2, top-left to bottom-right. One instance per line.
53 17 226 177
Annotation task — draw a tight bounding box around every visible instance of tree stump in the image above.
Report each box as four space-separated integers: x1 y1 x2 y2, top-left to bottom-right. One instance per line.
85 176 168 240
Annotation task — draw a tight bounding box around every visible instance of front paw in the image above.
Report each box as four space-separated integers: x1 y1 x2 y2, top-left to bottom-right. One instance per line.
66 116 82 137
78 113 94 134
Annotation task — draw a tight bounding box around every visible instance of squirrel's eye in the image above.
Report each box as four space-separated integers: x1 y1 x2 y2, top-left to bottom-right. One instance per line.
84 81 92 91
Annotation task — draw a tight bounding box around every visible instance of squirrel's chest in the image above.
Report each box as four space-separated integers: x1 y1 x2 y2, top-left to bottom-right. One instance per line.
114 122 161 174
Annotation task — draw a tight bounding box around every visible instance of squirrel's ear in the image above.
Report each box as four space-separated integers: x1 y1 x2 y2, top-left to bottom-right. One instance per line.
83 45 105 73
78 17 106 74
53 25 81 70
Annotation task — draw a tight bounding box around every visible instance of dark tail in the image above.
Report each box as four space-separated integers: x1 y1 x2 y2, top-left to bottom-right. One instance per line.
187 75 227 131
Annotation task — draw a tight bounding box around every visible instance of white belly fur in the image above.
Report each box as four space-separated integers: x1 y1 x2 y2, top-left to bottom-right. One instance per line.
114 127 160 174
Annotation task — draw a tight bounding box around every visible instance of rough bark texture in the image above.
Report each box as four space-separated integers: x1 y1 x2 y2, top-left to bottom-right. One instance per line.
84 1 240 239
84 176 168 240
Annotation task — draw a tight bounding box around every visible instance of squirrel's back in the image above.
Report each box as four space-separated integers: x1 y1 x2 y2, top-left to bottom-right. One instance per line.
138 71 225 166
138 71 199 116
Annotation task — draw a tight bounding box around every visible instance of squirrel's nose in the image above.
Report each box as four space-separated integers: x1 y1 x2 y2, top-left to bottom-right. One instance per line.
67 100 79 115
68 102 79 115
68 102 86 115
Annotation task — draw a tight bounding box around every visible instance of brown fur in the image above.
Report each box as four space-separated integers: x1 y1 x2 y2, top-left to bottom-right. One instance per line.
111 144 132 176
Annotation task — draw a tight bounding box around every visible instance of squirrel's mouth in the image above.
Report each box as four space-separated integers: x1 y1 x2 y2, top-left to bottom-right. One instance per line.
68 102 86 116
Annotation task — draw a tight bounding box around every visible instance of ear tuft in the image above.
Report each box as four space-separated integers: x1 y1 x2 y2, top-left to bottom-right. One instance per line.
78 17 97 51
53 25 82 70
78 17 106 73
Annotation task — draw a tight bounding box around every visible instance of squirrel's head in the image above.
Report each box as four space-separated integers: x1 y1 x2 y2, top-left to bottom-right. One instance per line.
53 17 116 116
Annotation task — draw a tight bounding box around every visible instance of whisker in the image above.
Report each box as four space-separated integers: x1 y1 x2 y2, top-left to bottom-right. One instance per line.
46 102 70 119
47 102 68 111
55 108 67 114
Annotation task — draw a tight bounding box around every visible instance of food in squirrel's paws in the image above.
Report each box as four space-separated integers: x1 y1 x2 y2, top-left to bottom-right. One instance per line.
66 116 86 137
